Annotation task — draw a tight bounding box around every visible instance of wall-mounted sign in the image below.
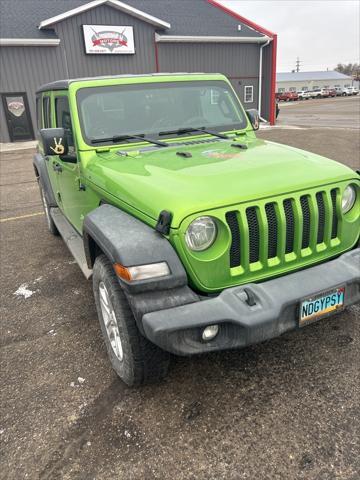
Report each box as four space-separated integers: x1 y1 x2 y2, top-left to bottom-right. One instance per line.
7 98 25 117
83 25 135 54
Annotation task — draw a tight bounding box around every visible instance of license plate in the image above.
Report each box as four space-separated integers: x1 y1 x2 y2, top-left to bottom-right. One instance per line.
299 286 345 326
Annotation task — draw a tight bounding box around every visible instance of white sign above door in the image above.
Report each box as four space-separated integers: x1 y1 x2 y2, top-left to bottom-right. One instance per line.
83 25 135 54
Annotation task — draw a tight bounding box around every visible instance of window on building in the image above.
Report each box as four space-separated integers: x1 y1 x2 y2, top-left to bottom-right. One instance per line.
55 96 74 147
244 85 254 103
289 87 296 92
345 84 350 87
278 88 285 93
42 96 51 128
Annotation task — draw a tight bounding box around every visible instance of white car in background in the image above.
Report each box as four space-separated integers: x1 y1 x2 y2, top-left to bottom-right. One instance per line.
297 90 311 100
341 87 358 96
309 88 329 99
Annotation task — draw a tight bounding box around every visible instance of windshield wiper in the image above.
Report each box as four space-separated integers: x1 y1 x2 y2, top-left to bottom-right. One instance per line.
91 133 168 147
158 127 229 139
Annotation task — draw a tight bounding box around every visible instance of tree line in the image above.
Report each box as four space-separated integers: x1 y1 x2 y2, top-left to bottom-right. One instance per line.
335 63 360 80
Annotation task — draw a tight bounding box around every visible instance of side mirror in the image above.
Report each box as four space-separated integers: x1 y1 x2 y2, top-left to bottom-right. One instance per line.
40 128 69 156
246 109 260 131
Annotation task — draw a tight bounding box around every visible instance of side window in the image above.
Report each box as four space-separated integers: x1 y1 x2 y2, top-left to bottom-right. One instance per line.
43 96 51 128
36 96 42 130
55 96 74 147
244 86 254 103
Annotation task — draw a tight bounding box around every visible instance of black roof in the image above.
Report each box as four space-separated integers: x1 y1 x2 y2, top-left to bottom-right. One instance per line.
0 0 265 39
36 72 224 93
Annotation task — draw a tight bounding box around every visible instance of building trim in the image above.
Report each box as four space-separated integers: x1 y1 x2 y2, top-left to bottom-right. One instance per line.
269 35 277 125
207 0 276 37
155 34 271 43
38 0 171 30
0 38 60 46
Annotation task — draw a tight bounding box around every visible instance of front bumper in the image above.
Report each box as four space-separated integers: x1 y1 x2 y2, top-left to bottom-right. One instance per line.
142 248 360 355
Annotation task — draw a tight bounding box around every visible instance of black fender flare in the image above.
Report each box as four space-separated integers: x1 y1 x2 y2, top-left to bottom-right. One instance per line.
33 153 57 206
83 204 189 294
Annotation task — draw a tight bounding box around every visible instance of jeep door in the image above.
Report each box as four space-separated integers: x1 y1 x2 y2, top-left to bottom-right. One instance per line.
53 93 86 233
41 93 61 204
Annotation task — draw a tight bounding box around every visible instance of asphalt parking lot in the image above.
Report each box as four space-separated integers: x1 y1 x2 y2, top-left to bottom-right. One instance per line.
276 94 360 129
1 96 359 480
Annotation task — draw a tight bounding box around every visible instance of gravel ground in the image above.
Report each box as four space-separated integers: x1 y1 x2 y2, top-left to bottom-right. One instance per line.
0 96 359 480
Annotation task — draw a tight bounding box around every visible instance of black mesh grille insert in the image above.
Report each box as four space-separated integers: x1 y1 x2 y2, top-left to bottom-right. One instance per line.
283 199 295 254
225 211 241 268
331 189 338 239
300 195 311 248
316 192 326 243
265 203 278 258
246 207 260 263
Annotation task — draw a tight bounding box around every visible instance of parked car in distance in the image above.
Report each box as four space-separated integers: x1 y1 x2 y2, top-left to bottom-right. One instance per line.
324 88 336 97
276 91 299 101
334 87 344 96
297 90 311 100
309 88 329 99
341 87 358 96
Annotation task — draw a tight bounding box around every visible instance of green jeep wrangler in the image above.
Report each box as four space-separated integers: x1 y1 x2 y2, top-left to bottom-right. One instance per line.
34 73 360 386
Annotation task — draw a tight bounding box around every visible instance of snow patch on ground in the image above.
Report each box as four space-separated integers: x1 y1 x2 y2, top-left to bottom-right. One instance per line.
13 284 36 299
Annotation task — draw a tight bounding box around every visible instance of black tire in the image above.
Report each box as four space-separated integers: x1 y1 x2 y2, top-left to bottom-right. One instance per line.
39 182 59 235
93 254 170 386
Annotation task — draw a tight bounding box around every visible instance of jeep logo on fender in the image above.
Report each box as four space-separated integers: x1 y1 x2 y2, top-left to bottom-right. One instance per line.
83 25 135 55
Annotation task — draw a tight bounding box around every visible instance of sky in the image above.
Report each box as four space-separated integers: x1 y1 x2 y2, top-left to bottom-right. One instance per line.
219 0 360 72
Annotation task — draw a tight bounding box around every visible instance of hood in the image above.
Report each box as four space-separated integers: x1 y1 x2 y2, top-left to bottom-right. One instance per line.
84 137 356 227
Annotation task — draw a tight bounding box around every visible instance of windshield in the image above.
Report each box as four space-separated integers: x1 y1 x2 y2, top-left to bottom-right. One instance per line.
76 80 247 145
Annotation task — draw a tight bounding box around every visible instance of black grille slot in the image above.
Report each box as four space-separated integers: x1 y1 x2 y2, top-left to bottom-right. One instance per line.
225 211 241 268
300 195 311 248
265 203 278 258
246 207 260 263
316 192 326 243
331 189 338 238
283 199 295 254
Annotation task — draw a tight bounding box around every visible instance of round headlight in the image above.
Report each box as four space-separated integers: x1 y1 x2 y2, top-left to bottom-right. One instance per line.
341 185 356 213
185 216 217 251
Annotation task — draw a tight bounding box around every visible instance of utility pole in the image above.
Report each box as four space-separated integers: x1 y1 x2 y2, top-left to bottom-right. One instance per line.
296 57 301 72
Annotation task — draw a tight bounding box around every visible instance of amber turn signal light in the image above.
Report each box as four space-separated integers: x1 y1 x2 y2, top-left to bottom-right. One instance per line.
113 262 170 282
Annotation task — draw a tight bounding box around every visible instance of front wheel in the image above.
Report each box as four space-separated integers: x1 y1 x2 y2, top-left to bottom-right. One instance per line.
93 254 170 386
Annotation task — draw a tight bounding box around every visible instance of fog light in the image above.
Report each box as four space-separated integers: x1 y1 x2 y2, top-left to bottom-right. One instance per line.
202 325 219 341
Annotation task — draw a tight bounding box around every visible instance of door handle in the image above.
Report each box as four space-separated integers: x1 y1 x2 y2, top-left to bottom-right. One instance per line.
53 162 63 173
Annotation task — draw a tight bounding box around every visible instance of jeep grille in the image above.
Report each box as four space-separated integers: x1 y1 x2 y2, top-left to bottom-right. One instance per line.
225 188 340 270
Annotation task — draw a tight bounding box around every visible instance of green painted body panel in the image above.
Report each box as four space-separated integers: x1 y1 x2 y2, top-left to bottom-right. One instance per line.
39 73 360 292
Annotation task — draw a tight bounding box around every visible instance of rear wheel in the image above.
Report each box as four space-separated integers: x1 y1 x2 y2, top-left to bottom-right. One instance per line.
39 183 58 235
93 254 170 386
